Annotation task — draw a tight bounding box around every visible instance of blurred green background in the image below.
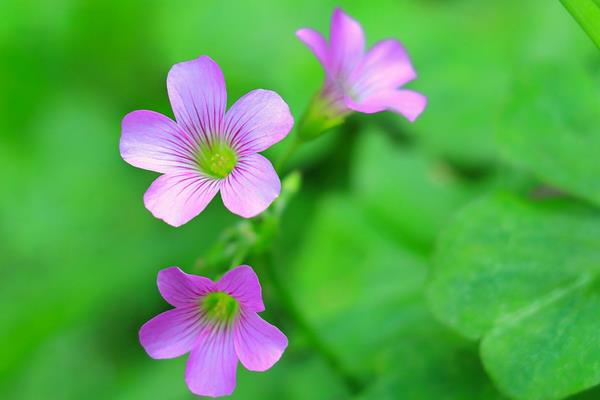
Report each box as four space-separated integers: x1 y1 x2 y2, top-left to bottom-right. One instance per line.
1 0 597 399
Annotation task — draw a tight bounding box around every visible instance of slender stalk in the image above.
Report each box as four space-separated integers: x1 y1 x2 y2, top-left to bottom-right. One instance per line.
276 92 346 173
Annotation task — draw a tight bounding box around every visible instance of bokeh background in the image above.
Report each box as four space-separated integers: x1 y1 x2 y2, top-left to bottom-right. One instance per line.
1 0 598 399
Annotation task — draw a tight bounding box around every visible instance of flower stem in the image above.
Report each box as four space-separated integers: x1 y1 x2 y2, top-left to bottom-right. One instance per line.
260 253 364 395
276 93 347 173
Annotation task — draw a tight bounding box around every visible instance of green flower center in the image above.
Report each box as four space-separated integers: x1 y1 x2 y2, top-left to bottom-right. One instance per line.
201 292 239 323
196 141 237 179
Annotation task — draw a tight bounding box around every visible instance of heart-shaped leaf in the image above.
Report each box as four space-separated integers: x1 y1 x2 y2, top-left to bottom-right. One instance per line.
429 192 600 399
290 196 505 398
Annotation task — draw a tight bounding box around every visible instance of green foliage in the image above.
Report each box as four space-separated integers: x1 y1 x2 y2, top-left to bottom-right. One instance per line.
425 3 600 397
429 193 600 399
2 0 599 399
290 196 505 399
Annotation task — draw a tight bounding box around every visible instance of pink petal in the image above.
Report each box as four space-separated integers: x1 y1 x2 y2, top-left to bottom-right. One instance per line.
296 28 329 70
345 89 427 122
143 172 220 227
167 56 227 141
329 7 365 78
234 312 288 372
120 110 197 173
224 89 294 155
139 306 202 359
157 267 216 307
349 39 417 98
185 326 238 397
220 153 280 218
217 265 264 312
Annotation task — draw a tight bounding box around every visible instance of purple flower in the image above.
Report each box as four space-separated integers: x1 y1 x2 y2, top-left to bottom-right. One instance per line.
297 7 426 123
120 56 294 226
140 265 288 397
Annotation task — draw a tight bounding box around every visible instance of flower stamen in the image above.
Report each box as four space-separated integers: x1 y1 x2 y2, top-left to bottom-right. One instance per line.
201 292 239 324
196 140 237 178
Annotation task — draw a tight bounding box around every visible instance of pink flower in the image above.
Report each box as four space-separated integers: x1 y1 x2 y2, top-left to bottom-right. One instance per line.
140 265 288 397
120 56 294 226
297 8 426 122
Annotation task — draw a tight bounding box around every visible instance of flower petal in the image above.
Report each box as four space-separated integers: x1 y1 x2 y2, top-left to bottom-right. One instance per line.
224 89 293 155
120 110 197 173
185 326 238 397
349 39 417 98
167 56 227 141
139 306 202 359
296 28 329 70
217 265 264 312
345 89 427 122
329 7 365 77
221 154 280 218
144 172 220 227
234 312 288 371
158 267 216 307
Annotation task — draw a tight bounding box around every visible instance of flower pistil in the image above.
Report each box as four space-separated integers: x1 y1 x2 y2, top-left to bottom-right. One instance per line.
202 291 239 324
196 140 238 179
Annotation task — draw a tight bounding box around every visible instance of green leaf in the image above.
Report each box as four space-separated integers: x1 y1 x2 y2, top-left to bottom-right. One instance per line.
428 192 600 399
561 0 600 48
290 196 504 398
358 328 506 400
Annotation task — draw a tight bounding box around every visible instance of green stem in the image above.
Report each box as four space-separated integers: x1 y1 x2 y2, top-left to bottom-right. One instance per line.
260 253 364 394
561 0 600 48
276 92 346 173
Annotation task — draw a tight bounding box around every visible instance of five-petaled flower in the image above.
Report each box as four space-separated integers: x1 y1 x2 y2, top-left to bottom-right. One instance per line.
140 265 288 397
120 56 294 226
297 7 426 124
